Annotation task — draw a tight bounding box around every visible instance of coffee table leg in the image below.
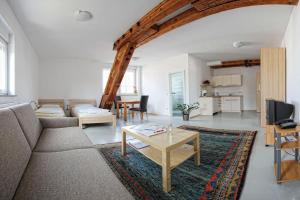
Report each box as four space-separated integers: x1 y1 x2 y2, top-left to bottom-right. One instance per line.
194 135 200 166
121 131 126 156
162 150 171 192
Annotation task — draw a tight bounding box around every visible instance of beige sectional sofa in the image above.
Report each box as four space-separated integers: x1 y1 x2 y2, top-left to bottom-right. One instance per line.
0 104 133 200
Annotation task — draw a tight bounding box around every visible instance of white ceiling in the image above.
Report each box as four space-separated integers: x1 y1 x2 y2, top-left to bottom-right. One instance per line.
7 0 294 64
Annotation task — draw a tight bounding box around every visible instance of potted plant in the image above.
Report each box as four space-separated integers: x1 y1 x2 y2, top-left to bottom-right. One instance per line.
176 102 199 121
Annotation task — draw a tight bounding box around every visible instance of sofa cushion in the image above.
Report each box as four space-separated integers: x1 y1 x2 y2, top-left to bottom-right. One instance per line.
0 108 31 200
10 104 43 150
34 127 92 152
39 117 79 128
14 149 133 200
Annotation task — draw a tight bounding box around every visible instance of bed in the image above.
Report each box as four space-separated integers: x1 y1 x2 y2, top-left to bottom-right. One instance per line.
35 99 66 118
69 99 116 128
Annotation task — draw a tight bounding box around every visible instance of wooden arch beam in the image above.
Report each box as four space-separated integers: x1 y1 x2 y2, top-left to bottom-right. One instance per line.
100 0 298 109
113 0 191 51
137 0 298 47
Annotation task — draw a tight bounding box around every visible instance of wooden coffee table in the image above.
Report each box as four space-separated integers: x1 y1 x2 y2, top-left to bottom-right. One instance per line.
121 126 200 192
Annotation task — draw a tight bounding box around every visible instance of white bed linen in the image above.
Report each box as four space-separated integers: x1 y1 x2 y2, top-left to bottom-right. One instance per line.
35 107 65 118
71 105 112 118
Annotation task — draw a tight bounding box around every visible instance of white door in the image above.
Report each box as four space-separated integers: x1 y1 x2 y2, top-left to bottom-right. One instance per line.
169 72 185 116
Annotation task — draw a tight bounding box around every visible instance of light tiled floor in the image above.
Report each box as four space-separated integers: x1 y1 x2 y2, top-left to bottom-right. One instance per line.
84 111 300 200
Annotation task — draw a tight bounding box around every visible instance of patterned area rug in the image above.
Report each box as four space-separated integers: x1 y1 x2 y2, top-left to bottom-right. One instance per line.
99 126 256 200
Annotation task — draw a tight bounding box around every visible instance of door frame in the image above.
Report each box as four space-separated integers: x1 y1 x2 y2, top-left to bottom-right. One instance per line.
168 71 186 116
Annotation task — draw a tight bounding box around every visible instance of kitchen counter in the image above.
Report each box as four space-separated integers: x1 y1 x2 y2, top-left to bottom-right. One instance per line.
198 96 243 115
198 97 221 115
202 95 243 97
199 96 220 98
200 95 243 97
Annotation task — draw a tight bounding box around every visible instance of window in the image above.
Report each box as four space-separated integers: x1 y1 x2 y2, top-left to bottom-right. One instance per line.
0 15 14 96
0 36 8 95
103 67 139 95
120 69 137 94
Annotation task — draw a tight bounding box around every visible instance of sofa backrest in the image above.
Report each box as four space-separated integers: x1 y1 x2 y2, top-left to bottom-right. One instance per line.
0 108 32 200
10 104 42 150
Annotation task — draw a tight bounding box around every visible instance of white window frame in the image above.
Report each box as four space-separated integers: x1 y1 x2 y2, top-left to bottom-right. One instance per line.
102 66 140 96
0 35 8 96
119 67 138 96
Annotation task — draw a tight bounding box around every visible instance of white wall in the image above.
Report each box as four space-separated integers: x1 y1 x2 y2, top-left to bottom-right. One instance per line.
142 54 210 116
282 4 300 121
188 55 211 104
39 59 106 104
142 54 189 115
188 55 211 117
213 66 259 110
0 0 39 106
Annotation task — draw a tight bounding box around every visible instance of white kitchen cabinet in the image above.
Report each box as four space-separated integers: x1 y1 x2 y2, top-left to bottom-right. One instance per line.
199 97 221 115
213 97 221 113
231 97 242 111
221 96 242 112
221 97 231 111
212 74 242 87
231 74 242 86
212 76 223 86
222 75 231 86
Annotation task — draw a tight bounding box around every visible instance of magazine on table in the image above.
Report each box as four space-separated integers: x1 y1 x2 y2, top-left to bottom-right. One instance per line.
130 123 167 137
127 139 149 149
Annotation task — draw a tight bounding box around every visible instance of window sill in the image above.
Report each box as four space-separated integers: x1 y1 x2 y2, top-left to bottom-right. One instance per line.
0 94 17 97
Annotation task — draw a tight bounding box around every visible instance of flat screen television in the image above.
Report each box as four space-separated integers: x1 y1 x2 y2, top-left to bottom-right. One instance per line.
266 100 295 125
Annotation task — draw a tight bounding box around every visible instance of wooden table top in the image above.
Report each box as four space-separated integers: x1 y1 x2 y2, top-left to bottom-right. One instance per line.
122 126 198 151
117 100 140 104
274 125 300 136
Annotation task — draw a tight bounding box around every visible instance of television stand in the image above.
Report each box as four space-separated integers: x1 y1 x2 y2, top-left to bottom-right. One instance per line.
274 125 300 183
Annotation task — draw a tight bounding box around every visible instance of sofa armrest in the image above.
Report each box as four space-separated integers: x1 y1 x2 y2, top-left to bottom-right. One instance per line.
39 117 79 129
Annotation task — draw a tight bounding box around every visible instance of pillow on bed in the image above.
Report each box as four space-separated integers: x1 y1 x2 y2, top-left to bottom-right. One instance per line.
41 104 61 108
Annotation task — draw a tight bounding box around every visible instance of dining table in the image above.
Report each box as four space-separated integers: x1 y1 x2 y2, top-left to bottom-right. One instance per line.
116 100 141 121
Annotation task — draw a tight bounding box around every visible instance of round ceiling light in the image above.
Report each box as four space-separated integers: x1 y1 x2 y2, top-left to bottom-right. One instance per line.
233 41 246 48
74 10 93 21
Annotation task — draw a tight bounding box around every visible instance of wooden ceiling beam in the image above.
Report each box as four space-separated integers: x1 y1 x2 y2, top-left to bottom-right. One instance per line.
100 42 135 108
136 0 298 47
191 0 234 11
113 0 191 50
210 59 261 69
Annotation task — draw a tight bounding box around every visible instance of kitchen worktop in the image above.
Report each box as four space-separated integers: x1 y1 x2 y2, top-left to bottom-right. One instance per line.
200 95 243 98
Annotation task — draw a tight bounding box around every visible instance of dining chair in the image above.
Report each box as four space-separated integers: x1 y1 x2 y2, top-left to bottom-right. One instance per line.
130 95 149 120
114 96 128 116
114 96 122 115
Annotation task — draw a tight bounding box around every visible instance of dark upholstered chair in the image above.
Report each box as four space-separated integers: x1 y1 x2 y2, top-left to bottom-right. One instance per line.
114 96 128 116
129 95 149 120
114 96 122 109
